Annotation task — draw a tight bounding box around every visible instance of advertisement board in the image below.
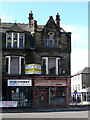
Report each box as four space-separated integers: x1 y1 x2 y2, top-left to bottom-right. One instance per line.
8 79 32 86
25 64 41 74
0 101 17 107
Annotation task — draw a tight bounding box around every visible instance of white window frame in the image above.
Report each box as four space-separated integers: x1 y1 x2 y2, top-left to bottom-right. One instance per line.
42 57 60 75
6 33 25 48
5 56 25 74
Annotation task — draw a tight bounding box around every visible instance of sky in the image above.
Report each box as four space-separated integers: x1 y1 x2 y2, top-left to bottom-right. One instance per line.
0 1 88 75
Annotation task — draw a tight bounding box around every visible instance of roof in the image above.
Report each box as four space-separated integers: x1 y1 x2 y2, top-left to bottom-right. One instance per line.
72 67 90 76
7 23 24 32
1 22 67 33
1 22 45 32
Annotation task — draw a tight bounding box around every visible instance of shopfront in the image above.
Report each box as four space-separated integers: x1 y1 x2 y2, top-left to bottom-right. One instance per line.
2 77 32 108
8 79 32 107
33 76 69 108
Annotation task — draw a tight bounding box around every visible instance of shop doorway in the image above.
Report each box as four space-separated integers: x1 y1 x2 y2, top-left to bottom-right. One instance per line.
39 90 47 107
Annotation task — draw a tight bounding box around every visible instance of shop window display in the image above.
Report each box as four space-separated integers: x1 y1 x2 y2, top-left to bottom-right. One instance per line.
11 87 32 107
50 87 66 105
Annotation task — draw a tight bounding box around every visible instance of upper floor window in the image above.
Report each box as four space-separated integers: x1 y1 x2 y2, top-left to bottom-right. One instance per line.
44 32 58 48
5 56 25 75
6 32 25 48
42 57 60 75
13 33 17 47
7 33 11 47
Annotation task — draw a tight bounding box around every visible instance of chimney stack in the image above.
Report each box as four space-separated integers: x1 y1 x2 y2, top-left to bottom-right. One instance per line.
55 13 60 27
28 11 34 27
33 20 37 32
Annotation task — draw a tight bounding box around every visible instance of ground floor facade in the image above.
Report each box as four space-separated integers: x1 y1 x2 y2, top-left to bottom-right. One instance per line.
2 75 70 108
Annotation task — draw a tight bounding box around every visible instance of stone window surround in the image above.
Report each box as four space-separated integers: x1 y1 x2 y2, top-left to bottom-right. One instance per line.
5 56 25 74
42 57 60 75
44 32 59 47
6 32 25 48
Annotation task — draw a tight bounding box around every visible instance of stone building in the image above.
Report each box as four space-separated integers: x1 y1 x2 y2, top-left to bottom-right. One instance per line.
1 11 71 108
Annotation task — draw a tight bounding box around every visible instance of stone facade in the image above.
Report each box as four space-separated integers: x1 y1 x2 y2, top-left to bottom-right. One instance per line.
1 11 71 108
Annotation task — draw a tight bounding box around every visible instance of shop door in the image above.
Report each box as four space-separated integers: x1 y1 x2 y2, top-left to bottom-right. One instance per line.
39 90 47 107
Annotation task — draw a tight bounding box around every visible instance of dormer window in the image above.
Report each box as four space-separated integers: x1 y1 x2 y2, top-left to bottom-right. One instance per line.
7 33 11 47
13 33 17 47
6 32 25 48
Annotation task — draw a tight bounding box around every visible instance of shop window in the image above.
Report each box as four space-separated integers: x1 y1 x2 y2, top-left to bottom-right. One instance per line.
5 56 25 75
42 57 60 75
6 32 25 48
11 87 32 107
50 87 66 105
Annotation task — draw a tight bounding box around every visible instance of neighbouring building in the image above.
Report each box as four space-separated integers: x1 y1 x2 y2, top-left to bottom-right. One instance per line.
1 11 71 108
71 67 90 104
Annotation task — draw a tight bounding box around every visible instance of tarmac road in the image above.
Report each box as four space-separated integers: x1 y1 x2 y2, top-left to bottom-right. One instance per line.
0 111 89 118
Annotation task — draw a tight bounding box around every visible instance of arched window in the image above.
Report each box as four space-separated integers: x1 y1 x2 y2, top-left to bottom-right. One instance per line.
44 32 58 47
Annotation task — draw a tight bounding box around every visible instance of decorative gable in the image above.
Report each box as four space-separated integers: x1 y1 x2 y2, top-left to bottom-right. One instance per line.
42 16 60 35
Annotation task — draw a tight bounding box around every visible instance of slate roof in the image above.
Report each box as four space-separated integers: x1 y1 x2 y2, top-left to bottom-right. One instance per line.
72 67 90 76
7 23 24 32
1 22 66 33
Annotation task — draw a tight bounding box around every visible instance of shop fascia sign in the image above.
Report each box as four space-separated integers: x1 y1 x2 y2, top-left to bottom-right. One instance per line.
35 80 66 86
25 64 41 74
0 101 17 107
8 79 32 86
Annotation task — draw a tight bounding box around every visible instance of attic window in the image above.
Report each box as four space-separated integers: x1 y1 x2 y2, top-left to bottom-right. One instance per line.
6 32 25 48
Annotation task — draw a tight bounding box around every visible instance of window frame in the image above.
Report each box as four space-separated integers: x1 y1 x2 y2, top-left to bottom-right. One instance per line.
5 56 25 74
44 32 59 47
6 32 25 48
42 57 60 75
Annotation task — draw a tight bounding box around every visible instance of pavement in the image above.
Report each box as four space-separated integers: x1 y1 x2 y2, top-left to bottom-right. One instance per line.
1 105 90 113
1 111 89 118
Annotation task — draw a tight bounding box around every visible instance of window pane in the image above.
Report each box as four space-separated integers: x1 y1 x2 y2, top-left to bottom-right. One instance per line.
49 40 53 47
48 58 56 74
7 33 11 47
6 58 8 73
10 57 19 74
44 39 47 47
49 34 53 39
19 33 24 47
13 33 17 47
21 58 25 74
42 59 46 74
54 39 57 47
